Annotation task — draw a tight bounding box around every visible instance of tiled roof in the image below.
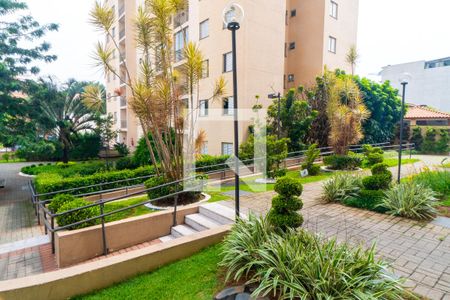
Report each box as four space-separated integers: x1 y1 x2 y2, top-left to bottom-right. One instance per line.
405 105 450 120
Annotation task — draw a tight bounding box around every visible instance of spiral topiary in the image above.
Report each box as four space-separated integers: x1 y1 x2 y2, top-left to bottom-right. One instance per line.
268 177 304 231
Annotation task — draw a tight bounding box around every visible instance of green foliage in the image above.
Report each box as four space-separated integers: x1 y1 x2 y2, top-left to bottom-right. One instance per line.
265 135 289 179
2 153 9 161
115 157 140 171
35 166 155 196
56 198 100 230
362 173 392 190
267 87 318 151
22 161 107 177
371 163 390 175
343 190 387 213
268 177 304 230
69 133 101 161
133 131 175 166
323 154 362 170
195 155 230 172
381 181 439 220
421 128 438 153
48 194 76 213
322 173 362 203
16 140 57 161
301 144 321 175
221 216 407 300
114 142 130 157
410 128 423 151
411 170 450 199
367 153 384 166
436 129 450 153
354 77 402 144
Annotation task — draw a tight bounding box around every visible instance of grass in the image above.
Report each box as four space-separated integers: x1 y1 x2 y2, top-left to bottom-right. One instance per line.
73 244 222 300
382 158 420 167
0 158 25 163
104 196 155 222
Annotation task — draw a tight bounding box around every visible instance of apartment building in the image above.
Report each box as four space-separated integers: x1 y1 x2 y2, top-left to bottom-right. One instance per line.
105 0 359 155
380 57 450 113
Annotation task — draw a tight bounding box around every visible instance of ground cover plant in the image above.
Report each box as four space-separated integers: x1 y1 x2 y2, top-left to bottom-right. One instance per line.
22 161 108 177
221 216 409 299
321 173 362 203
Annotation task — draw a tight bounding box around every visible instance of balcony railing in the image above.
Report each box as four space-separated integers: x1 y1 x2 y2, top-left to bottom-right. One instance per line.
118 5 125 17
119 29 125 39
174 49 184 62
121 120 127 129
173 10 188 27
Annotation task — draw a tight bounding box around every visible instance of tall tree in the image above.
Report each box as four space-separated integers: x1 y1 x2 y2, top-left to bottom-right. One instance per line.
90 0 225 181
346 45 359 76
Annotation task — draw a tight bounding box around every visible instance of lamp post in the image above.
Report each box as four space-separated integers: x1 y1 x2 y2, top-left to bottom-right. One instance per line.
223 3 244 218
268 93 282 139
397 73 411 183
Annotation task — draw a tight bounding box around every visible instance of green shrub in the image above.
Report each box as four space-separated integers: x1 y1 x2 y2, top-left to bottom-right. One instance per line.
411 170 449 199
343 190 387 213
221 216 408 300
371 163 390 175
69 133 101 161
323 155 362 170
56 198 100 230
2 153 10 161
48 194 76 213
115 157 140 171
321 173 362 203
362 144 384 156
16 141 58 161
362 173 392 190
380 181 439 220
114 142 130 157
268 177 304 230
367 153 384 166
301 144 321 175
195 155 230 172
145 176 202 204
436 129 450 153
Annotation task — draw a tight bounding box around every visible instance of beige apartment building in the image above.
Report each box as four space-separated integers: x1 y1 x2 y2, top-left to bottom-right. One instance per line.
105 0 359 156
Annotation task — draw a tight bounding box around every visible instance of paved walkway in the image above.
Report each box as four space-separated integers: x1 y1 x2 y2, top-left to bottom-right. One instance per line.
0 163 44 245
221 154 450 300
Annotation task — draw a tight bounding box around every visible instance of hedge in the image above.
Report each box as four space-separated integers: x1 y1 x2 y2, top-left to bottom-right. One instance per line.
35 166 156 197
195 155 230 172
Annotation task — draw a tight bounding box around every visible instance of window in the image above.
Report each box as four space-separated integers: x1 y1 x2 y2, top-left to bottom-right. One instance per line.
201 60 209 78
416 120 449 126
223 97 234 115
201 142 208 155
222 143 233 155
199 19 209 39
290 9 297 17
288 74 295 82
330 1 338 19
328 36 336 53
174 27 188 62
111 27 116 39
199 100 208 116
113 112 118 124
289 42 296 50
223 52 233 72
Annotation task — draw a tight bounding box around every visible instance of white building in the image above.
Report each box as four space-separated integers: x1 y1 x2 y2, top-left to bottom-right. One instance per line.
380 57 450 112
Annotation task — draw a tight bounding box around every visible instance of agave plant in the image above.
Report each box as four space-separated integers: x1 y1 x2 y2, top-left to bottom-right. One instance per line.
220 217 409 300
321 173 362 203
380 181 439 220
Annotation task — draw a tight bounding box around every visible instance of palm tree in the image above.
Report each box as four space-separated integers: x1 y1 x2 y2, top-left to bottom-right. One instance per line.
33 79 98 163
346 45 359 76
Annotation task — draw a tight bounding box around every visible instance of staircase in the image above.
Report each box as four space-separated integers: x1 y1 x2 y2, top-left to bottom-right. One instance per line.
159 203 244 242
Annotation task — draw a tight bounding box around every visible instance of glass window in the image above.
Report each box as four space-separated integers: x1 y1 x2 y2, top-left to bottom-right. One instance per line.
223 97 234 115
199 19 209 39
330 1 338 19
291 9 297 17
289 42 296 50
223 52 233 72
174 27 188 62
199 100 208 117
201 60 209 78
222 143 233 155
201 142 208 155
288 74 295 82
328 36 336 53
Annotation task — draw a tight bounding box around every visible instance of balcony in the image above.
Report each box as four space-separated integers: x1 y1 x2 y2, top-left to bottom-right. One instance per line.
173 10 188 27
119 29 125 40
174 49 184 62
118 5 125 17
121 120 127 129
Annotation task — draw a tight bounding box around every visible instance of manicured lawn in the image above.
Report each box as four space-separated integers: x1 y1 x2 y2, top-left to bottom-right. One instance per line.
0 158 25 163
382 158 420 167
104 196 155 222
73 244 222 300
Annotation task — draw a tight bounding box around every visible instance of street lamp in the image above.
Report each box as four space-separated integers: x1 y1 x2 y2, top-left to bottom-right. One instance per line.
223 3 244 218
397 72 411 183
268 93 282 139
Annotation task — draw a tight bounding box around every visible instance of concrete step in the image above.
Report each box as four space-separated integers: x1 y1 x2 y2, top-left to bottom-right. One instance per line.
159 235 176 242
185 213 221 231
199 203 239 225
171 224 198 238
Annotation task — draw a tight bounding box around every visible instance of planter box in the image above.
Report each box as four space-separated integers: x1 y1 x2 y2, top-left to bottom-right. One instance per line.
55 204 199 267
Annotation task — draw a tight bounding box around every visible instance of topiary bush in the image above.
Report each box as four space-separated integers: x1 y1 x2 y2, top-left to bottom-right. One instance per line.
268 177 303 230
56 198 100 230
48 194 76 213
367 153 384 166
323 155 362 170
371 163 390 175
362 173 392 190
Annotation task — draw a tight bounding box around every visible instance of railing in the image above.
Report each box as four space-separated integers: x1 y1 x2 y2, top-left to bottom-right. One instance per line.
38 176 205 254
120 97 127 107
173 10 188 27
30 142 416 253
119 29 125 40
118 4 125 17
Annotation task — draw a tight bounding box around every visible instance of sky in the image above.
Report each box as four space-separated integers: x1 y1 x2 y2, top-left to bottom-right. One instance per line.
21 0 450 83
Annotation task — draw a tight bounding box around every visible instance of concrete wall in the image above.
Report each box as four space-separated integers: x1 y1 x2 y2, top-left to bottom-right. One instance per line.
380 61 450 112
0 226 230 300
55 205 199 267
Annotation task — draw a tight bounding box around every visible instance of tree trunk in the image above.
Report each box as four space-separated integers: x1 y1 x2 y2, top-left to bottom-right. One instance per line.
62 144 69 164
